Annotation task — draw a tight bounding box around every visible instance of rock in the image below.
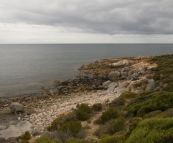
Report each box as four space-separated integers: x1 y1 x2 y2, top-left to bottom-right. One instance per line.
139 66 147 72
131 72 139 80
7 137 18 143
0 137 6 142
9 102 24 114
107 83 119 92
121 67 129 72
121 71 128 77
146 79 155 91
102 80 112 89
108 71 120 81
99 73 108 79
114 81 130 95
25 108 35 115
109 60 129 67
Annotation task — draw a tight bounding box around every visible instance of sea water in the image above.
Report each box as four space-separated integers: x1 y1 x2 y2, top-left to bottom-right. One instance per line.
0 44 173 97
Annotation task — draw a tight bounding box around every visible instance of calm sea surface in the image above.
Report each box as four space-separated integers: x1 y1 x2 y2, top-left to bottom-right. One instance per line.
0 44 173 97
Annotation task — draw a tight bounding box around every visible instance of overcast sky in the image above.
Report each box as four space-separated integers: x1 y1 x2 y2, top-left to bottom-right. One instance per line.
1 0 173 43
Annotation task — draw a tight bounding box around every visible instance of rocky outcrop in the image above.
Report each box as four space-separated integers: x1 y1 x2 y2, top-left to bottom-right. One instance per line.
108 71 121 81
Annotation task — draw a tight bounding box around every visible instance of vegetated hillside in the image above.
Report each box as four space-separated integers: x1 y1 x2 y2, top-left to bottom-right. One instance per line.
18 54 173 143
151 54 173 91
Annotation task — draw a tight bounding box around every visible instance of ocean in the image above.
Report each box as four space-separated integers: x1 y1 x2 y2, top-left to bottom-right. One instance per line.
0 44 173 97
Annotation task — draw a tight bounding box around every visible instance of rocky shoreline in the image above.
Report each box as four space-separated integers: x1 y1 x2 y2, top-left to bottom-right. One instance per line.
0 55 165 142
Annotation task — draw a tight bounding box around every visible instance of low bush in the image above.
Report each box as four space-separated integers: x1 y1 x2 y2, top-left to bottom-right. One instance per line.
124 118 173 143
125 91 173 117
34 136 60 143
60 121 82 136
120 91 137 99
19 140 29 143
109 97 125 107
75 104 92 121
100 107 119 124
44 130 72 143
98 135 119 143
18 131 31 140
65 137 89 143
150 54 173 91
48 112 76 131
95 117 125 137
110 92 137 107
92 103 102 111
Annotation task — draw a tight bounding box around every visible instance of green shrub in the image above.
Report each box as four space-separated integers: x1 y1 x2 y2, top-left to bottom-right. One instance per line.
120 91 137 99
110 92 137 107
44 130 72 143
110 97 125 107
48 112 77 131
98 135 118 143
34 136 60 143
92 103 102 111
125 117 143 139
48 118 62 131
75 104 91 121
76 109 90 121
150 54 173 91
124 118 173 143
60 121 82 136
100 107 119 124
19 140 29 143
125 91 173 117
108 117 125 134
65 137 89 143
77 104 92 113
18 131 31 140
95 117 125 137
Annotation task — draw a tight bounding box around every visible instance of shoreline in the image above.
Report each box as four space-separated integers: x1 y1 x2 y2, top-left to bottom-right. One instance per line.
0 55 159 140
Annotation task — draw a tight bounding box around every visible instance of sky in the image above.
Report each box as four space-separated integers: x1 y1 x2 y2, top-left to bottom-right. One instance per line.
1 0 173 43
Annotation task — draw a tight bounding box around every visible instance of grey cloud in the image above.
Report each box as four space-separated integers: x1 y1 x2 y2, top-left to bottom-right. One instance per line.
1 0 173 34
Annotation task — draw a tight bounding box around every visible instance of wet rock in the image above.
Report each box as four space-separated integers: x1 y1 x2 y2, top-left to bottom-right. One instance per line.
9 102 24 114
146 79 155 91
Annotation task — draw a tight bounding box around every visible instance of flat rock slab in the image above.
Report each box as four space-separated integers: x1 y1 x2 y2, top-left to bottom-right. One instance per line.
0 114 32 140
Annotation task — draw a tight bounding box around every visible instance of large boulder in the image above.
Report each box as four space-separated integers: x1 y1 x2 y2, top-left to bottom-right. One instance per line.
9 102 24 114
108 71 121 81
146 79 155 91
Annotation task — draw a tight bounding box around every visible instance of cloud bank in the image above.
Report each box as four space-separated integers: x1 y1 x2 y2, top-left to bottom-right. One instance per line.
0 0 173 43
